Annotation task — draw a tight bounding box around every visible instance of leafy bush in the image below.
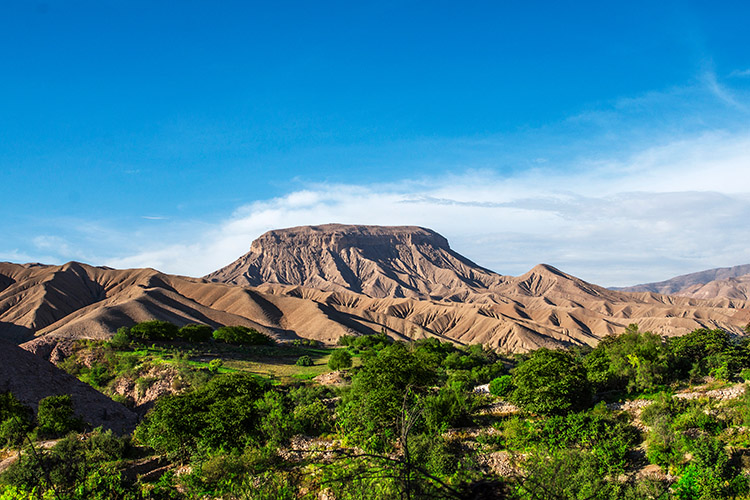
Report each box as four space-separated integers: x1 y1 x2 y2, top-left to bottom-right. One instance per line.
255 391 295 446
36 394 84 438
585 324 670 393
296 355 313 367
645 416 683 469
328 349 353 370
0 392 33 447
501 406 638 476
208 358 224 373
213 326 272 345
135 373 268 459
293 401 332 436
512 448 620 500
109 326 131 349
489 375 513 397
179 323 214 342
0 428 131 497
82 361 113 388
672 404 725 435
423 381 476 432
511 348 591 415
673 436 749 499
130 320 179 341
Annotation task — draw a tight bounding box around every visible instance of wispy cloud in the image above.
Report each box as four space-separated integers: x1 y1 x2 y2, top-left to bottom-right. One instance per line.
702 69 747 110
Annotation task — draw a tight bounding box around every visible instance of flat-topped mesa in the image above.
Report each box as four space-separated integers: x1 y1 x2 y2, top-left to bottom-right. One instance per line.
206 224 503 300
248 224 451 255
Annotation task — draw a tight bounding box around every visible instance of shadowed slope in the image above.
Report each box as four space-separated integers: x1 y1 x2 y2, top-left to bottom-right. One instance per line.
0 339 137 433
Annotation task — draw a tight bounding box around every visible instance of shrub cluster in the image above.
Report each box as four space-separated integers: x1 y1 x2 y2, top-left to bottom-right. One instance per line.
114 321 273 346
135 373 334 461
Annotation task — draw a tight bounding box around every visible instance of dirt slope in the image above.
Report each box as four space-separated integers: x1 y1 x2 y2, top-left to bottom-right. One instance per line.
675 275 750 301
0 339 137 434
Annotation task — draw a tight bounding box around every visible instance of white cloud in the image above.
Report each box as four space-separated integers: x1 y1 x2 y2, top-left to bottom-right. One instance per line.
103 129 750 287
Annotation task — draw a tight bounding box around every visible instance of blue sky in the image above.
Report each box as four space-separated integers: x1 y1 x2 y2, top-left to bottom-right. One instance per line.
2 1 750 286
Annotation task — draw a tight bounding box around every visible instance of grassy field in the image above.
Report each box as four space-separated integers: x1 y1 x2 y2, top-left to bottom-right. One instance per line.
190 345 339 382
60 338 365 402
91 340 352 384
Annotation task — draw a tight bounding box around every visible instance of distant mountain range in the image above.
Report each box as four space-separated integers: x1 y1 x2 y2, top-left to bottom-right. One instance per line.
2 225 748 358
613 264 750 299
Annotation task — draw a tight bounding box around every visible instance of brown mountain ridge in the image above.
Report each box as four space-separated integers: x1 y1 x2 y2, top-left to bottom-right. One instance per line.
614 264 750 298
2 225 747 356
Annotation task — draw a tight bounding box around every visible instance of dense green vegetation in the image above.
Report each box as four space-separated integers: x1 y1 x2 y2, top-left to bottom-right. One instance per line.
4 321 750 499
0 393 33 448
0 393 82 449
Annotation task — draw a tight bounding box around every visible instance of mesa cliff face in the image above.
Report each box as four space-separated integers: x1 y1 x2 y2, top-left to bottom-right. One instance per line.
205 224 508 300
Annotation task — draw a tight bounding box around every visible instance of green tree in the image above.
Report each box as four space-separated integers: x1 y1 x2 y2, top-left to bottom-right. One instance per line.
108 326 131 349
585 324 670 393
213 325 272 345
179 323 214 342
489 375 514 397
511 348 591 415
36 395 84 438
328 349 353 370
0 392 33 447
338 343 436 451
668 328 747 381
135 373 267 459
129 320 179 341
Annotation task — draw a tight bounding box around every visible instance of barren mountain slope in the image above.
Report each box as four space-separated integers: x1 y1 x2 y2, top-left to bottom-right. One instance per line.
205 224 509 300
615 264 750 296
255 262 750 350
2 235 749 354
0 339 137 433
675 275 750 301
